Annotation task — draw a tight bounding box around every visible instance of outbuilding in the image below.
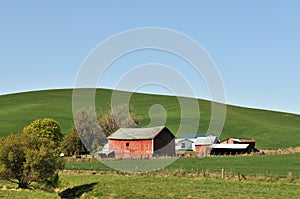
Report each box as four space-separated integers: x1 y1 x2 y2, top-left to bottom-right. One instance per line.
108 126 175 158
194 136 219 156
220 138 257 153
210 144 252 155
175 138 195 151
221 138 256 146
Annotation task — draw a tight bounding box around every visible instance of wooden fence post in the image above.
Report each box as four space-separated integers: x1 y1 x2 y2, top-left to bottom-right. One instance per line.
221 169 224 179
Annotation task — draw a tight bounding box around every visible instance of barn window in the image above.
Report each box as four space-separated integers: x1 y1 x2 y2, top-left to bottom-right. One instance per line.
126 142 129 147
181 143 185 148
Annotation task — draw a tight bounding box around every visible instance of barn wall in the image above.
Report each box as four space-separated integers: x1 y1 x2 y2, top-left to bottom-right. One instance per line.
195 145 210 157
109 139 152 158
153 129 175 156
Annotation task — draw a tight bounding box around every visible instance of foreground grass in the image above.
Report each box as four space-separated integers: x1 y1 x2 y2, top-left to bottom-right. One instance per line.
65 153 300 178
0 174 299 198
1 89 300 149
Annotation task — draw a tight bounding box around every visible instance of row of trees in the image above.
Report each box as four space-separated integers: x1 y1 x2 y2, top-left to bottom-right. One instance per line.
0 104 141 189
62 104 141 155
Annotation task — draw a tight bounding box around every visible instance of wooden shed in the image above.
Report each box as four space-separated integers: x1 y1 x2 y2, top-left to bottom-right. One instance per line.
108 126 175 158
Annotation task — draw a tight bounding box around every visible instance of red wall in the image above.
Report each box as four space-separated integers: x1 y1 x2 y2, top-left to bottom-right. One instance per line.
109 139 153 158
195 145 210 157
108 128 176 158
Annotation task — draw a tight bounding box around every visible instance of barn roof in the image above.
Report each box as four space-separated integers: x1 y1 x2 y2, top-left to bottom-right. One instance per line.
195 136 218 146
175 138 196 144
223 138 256 143
107 126 167 140
211 144 250 149
178 134 208 139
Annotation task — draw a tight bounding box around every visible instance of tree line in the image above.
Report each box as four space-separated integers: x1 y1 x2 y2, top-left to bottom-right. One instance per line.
0 104 141 189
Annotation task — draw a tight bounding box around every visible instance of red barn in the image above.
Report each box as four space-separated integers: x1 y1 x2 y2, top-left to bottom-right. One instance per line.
194 136 218 157
108 126 175 158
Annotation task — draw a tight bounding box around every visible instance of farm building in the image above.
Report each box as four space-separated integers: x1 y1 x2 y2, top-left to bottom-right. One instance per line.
107 126 176 158
221 138 256 145
221 138 256 149
194 136 219 156
210 144 253 155
175 134 218 151
175 138 195 151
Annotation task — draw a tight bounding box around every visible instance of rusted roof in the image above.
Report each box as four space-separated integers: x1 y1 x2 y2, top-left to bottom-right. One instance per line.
107 126 167 140
238 138 256 142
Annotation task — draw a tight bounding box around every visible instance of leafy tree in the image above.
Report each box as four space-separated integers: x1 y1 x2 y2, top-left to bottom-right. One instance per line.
0 132 64 188
74 108 104 152
23 118 63 146
73 105 141 152
98 104 141 137
61 125 89 156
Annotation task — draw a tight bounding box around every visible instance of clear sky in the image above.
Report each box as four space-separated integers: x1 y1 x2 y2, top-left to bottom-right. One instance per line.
1 1 300 114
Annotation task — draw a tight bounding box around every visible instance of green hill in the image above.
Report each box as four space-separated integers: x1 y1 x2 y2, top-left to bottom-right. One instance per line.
0 89 299 149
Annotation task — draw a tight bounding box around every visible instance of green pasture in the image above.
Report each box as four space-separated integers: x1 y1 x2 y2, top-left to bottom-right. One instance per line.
0 173 299 198
0 89 300 149
65 153 300 178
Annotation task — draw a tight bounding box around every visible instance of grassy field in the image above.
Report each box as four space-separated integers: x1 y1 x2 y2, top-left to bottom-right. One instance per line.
64 153 300 178
0 173 299 198
1 89 300 149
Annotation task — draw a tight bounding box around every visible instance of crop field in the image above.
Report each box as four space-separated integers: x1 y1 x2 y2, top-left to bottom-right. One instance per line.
1 89 300 149
0 173 299 199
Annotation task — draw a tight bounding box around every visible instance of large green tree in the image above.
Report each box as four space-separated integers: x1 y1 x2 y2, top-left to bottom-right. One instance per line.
61 125 89 156
0 132 64 188
23 118 63 146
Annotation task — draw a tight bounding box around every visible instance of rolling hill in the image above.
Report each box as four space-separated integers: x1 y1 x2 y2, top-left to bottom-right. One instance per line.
0 89 299 149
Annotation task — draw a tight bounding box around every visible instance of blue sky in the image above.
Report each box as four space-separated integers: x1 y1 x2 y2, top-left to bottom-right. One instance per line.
0 1 300 114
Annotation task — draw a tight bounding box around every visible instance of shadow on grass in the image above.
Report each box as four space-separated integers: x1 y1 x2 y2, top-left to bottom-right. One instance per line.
58 182 98 198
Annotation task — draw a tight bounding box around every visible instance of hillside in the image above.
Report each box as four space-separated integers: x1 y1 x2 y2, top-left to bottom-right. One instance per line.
0 89 299 149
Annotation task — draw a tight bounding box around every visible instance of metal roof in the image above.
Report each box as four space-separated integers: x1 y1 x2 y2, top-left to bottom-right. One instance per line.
211 144 250 149
107 126 167 140
195 136 218 146
178 134 208 139
175 138 196 144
